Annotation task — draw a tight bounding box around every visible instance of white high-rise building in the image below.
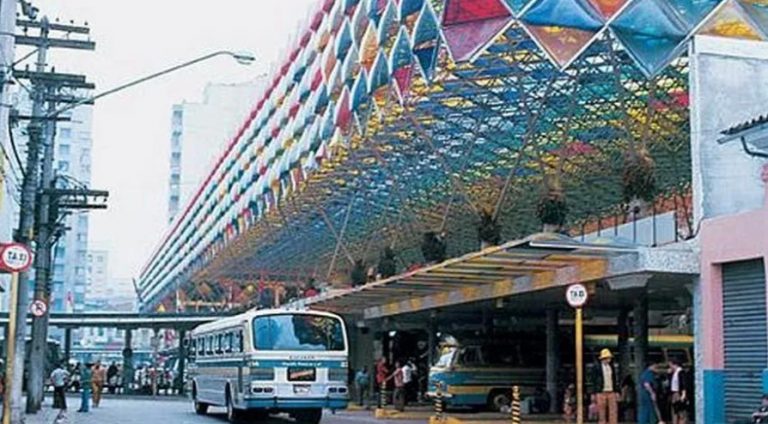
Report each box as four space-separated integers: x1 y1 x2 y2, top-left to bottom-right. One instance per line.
168 79 264 223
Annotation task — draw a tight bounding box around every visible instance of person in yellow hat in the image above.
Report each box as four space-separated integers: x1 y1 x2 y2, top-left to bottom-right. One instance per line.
591 348 620 424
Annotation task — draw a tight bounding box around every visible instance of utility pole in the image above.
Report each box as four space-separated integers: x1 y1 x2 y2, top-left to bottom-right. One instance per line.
18 15 95 412
2 13 96 419
4 18 47 423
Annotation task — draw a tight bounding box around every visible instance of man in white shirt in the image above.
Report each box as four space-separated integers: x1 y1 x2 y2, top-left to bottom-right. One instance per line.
50 363 71 410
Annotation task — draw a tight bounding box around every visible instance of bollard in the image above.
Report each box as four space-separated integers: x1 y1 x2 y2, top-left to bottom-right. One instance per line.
434 383 445 421
510 386 521 424
378 381 386 409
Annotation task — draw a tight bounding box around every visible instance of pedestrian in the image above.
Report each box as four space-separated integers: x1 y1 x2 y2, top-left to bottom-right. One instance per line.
78 362 92 413
375 357 389 404
401 360 413 406
354 366 371 407
746 394 768 423
107 362 118 394
668 359 688 424
620 375 636 421
638 362 665 424
50 362 70 410
91 361 106 407
591 348 619 424
563 383 576 422
387 361 406 412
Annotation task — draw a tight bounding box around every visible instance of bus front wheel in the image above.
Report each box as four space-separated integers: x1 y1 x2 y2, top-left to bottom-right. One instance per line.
193 384 209 415
487 389 511 412
294 408 323 424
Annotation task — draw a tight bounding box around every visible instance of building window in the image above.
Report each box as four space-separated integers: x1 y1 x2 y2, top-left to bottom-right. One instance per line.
58 161 69 172
60 128 72 139
55 246 66 258
59 144 70 156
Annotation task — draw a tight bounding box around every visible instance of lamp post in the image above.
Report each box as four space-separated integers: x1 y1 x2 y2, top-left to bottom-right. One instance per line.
18 49 256 417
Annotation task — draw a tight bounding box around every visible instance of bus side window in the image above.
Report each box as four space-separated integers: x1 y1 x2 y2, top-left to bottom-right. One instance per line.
197 338 204 357
226 332 233 353
216 334 224 355
206 336 214 356
237 330 243 352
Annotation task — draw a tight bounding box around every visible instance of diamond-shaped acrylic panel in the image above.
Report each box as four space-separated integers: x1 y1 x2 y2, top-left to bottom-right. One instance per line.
610 0 688 77
665 0 723 29
503 0 533 15
521 0 605 30
588 0 631 18
442 0 513 62
525 25 601 67
738 0 768 33
413 2 441 81
697 0 767 39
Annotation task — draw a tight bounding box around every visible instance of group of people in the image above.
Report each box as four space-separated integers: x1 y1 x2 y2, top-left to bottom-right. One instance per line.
50 361 113 412
568 348 689 424
353 357 420 412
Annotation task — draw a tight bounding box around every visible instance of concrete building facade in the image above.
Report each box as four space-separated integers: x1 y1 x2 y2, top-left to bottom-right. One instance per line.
167 80 264 223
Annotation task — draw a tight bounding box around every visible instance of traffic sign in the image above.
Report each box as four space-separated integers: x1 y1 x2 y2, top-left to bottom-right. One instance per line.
566 283 588 308
29 300 47 317
0 243 33 273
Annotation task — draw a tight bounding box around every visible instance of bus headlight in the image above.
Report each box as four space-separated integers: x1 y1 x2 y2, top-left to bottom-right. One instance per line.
250 367 275 381
328 368 347 382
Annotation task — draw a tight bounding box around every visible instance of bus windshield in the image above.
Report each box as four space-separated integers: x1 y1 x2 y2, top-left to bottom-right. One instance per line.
253 314 345 351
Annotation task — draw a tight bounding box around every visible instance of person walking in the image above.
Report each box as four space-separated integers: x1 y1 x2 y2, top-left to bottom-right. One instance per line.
107 362 118 394
387 361 406 412
354 367 371 407
591 348 620 424
638 363 665 424
78 362 93 413
91 361 106 407
668 360 688 424
375 357 389 405
50 363 70 410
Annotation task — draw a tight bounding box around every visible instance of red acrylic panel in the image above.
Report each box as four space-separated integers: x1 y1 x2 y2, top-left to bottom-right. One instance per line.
444 0 512 26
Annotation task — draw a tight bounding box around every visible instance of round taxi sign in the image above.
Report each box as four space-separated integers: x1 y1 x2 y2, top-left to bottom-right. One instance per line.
29 300 47 317
566 284 588 308
0 243 33 273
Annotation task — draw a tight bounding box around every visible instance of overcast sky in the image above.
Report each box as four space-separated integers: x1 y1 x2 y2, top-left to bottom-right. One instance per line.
29 0 317 282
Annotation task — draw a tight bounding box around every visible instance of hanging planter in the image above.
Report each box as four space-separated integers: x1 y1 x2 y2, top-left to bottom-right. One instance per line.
622 148 657 215
537 176 568 232
350 259 367 287
478 209 501 249
377 247 397 279
421 231 447 264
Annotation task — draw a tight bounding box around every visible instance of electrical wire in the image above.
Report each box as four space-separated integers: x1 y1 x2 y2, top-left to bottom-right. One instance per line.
7 116 26 179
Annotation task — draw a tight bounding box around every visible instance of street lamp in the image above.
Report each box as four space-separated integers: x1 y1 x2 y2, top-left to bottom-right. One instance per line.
49 49 256 117
12 48 256 419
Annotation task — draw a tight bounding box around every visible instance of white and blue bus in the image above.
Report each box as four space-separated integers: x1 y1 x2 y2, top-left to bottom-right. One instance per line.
188 308 349 423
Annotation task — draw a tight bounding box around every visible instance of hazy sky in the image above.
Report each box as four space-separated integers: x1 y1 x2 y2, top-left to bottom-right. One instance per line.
29 0 317 281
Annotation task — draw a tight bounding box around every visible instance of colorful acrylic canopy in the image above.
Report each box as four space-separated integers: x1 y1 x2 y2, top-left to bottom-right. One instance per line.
137 0 760 310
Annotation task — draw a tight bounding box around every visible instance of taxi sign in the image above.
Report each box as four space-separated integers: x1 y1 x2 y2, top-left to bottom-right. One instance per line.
566 283 588 308
0 243 33 273
29 300 47 317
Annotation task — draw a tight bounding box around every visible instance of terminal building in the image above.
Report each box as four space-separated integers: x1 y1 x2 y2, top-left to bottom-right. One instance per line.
136 1 768 422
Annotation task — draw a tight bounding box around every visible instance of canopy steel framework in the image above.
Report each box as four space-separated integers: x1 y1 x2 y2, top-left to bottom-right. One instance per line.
137 0 767 311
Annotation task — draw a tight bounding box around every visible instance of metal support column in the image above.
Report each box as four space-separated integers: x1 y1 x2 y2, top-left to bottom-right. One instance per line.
427 319 437 369
122 329 134 394
64 328 72 365
546 309 560 414
176 329 186 395
633 291 649 384
617 308 631 380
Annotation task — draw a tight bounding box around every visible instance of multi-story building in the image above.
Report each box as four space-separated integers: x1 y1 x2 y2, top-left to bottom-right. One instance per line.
168 79 264 223
7 88 94 314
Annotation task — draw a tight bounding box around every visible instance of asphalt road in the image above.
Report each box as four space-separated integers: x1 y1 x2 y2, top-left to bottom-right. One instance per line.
23 397 427 424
